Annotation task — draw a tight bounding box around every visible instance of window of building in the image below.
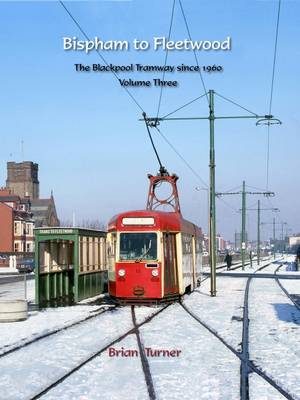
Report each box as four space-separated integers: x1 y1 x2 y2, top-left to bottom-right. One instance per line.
14 242 19 252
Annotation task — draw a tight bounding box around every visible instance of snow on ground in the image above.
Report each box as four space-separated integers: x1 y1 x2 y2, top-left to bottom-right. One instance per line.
134 305 163 325
0 256 299 399
249 373 287 400
140 303 240 400
184 277 246 350
0 304 106 355
0 307 130 400
42 334 148 400
0 303 160 400
278 277 300 297
220 257 276 275
0 276 35 302
249 277 300 399
203 256 274 274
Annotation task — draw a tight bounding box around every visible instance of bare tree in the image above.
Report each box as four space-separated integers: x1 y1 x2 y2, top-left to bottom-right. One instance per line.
60 219 106 231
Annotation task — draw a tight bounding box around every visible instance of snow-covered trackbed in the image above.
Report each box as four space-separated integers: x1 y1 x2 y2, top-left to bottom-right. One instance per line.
182 271 294 399
29 306 169 400
0 305 114 358
1 257 299 400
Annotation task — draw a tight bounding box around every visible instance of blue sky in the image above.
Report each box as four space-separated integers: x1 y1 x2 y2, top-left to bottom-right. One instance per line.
0 0 299 241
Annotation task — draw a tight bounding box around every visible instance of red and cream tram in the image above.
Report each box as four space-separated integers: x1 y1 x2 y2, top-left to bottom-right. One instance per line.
107 172 203 304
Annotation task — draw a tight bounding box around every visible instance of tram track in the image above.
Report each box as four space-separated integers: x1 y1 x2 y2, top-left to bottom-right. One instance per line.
237 260 279 400
0 304 116 359
274 265 300 311
131 306 156 400
3 258 296 400
200 256 274 285
28 304 169 400
182 260 297 400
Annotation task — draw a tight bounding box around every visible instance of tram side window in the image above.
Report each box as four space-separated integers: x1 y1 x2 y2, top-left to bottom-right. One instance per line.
182 233 192 254
195 238 202 254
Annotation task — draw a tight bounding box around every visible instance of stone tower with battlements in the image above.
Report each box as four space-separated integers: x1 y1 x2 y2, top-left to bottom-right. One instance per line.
6 161 39 199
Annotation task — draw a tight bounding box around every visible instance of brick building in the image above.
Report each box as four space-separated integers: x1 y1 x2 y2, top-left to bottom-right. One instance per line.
4 161 59 227
0 188 34 253
7 161 39 199
0 161 59 253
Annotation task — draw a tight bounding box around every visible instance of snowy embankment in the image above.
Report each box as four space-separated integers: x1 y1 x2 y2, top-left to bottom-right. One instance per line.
249 277 300 399
0 306 159 400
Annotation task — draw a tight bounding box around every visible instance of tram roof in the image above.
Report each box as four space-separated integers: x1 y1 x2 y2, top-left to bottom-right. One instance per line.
108 210 202 236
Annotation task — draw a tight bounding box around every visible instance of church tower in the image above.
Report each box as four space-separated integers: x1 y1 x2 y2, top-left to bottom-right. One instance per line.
6 161 39 199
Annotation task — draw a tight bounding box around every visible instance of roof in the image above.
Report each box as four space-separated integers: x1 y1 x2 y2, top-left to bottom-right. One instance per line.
30 197 59 227
31 199 52 208
30 198 52 227
0 196 20 202
14 209 34 222
108 209 202 236
34 227 106 240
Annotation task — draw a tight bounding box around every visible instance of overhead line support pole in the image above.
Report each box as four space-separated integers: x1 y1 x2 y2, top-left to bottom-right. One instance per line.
257 200 261 266
141 90 280 297
241 181 246 270
209 90 216 297
273 217 276 259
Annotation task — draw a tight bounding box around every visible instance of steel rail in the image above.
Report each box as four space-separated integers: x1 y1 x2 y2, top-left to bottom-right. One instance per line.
29 305 170 400
182 261 296 400
131 306 156 400
200 257 271 284
275 265 300 311
240 277 251 400
0 305 114 359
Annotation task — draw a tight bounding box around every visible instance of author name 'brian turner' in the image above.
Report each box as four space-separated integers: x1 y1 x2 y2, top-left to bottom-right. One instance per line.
109 347 182 357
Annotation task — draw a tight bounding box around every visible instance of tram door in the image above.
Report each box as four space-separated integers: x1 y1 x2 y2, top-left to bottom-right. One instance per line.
163 233 179 295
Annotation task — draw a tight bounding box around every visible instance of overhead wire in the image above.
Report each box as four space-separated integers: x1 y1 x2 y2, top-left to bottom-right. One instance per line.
222 184 242 194
154 126 208 188
214 92 259 117
266 0 282 190
156 0 176 119
162 92 207 119
60 1 276 233
216 196 240 214
59 1 145 113
178 0 209 105
142 113 165 171
268 0 282 116
246 184 265 191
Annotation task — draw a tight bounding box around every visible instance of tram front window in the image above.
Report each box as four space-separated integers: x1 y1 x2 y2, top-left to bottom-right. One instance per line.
119 233 157 261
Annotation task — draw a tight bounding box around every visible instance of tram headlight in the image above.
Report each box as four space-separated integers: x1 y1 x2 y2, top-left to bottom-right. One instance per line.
151 269 159 277
118 269 126 277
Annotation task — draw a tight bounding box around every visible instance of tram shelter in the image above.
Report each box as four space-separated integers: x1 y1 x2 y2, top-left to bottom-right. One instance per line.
35 227 107 307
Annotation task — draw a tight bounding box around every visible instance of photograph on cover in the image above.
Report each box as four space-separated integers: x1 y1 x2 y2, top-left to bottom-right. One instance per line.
0 1 299 399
